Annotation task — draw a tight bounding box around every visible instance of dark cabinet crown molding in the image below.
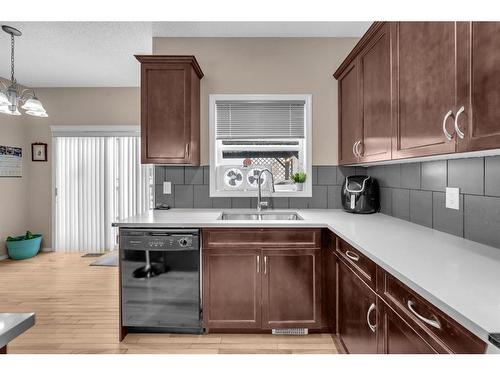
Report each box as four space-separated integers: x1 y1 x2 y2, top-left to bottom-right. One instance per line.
135 55 204 79
333 22 385 79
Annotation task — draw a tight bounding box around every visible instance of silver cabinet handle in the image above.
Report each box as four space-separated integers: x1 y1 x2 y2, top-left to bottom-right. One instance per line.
355 140 362 158
345 250 360 262
352 141 359 157
257 255 260 274
264 256 267 275
185 143 190 157
407 300 441 329
367 302 377 333
442 110 455 141
454 105 466 139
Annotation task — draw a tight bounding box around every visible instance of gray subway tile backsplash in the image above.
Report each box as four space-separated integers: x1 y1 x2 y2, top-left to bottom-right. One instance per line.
485 156 500 197
392 188 410 220
155 158 500 249
185 166 204 185
421 160 447 192
409 190 433 228
464 195 500 249
401 163 421 190
448 158 484 195
317 166 337 185
432 192 464 237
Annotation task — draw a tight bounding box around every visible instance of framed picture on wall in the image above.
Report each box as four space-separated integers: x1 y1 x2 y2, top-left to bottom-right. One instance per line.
32 143 48 162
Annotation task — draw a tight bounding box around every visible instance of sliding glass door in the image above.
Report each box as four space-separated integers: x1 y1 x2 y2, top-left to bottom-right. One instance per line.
54 136 152 252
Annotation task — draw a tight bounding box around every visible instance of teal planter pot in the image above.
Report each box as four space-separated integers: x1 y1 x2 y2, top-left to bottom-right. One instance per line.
6 234 42 260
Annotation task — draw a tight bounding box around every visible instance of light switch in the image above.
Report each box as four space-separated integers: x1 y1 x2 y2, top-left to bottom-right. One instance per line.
445 187 460 210
163 181 172 195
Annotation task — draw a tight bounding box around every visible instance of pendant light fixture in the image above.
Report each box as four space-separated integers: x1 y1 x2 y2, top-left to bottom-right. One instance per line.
0 25 48 117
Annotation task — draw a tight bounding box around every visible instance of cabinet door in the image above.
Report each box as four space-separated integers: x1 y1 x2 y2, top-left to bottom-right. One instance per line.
140 62 200 164
456 22 500 152
337 260 378 353
203 248 261 329
359 23 392 162
262 248 321 329
378 300 437 354
338 61 361 165
392 22 457 159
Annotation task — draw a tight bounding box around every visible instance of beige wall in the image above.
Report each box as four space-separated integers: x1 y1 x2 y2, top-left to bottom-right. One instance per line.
0 102 30 257
24 88 140 249
153 37 358 165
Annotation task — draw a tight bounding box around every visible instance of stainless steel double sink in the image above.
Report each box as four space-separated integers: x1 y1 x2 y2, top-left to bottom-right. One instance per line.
218 211 303 221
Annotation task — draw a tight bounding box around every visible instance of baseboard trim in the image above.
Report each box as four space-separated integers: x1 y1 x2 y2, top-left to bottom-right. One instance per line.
41 248 53 253
0 254 8 261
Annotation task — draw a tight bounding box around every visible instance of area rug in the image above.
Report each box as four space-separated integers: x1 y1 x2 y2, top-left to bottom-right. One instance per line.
89 251 118 267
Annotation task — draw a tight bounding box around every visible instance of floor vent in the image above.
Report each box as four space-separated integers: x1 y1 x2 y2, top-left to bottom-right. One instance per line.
272 328 308 335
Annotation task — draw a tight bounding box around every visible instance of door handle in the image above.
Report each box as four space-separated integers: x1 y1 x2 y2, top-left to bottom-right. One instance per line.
442 110 455 141
367 302 377 333
355 140 362 158
345 250 360 262
454 106 466 139
257 255 260 274
407 300 441 329
264 256 267 275
185 143 190 157
352 141 358 157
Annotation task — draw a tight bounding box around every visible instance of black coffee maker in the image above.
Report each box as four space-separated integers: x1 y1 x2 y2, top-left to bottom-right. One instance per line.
341 176 380 214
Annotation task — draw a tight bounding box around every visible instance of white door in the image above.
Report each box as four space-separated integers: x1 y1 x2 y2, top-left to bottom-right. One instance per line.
54 136 153 252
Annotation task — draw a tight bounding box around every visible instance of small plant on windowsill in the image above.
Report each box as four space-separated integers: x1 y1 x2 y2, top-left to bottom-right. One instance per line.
291 171 307 191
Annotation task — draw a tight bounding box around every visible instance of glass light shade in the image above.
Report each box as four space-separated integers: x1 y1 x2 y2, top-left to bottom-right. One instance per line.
22 97 44 111
0 91 9 106
0 105 21 115
26 109 48 118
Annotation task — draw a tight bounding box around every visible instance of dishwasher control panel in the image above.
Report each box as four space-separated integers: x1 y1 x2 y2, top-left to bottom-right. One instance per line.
120 229 199 251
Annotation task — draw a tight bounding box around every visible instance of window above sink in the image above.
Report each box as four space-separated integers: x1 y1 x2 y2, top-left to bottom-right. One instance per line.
209 94 312 197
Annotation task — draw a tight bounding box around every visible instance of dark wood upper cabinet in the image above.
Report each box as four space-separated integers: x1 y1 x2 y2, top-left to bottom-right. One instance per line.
358 23 392 162
456 22 500 152
203 248 261 329
391 22 458 159
338 61 361 165
337 259 378 354
135 55 203 165
261 248 321 329
378 299 437 354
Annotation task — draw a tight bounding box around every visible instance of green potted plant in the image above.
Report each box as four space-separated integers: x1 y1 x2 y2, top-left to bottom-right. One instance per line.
291 171 307 191
6 231 42 260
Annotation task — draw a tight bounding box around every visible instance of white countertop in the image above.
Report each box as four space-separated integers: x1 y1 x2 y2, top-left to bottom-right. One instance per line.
0 313 35 348
114 208 500 352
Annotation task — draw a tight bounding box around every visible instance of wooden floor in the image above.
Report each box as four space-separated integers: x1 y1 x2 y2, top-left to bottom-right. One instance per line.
0 252 339 354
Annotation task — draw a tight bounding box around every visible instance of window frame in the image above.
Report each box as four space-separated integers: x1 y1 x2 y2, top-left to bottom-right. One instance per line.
209 94 313 198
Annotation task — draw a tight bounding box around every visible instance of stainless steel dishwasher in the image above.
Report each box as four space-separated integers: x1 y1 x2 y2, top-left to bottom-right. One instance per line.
119 228 202 334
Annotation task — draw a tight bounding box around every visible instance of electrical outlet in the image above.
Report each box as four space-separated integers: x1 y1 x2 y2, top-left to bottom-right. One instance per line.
446 187 460 210
163 181 172 195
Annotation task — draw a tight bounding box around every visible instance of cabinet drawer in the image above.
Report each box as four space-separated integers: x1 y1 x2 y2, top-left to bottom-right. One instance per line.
336 238 377 289
378 270 486 354
203 228 321 249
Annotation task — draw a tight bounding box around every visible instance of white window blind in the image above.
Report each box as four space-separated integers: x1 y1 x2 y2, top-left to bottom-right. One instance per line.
54 136 152 253
216 100 305 139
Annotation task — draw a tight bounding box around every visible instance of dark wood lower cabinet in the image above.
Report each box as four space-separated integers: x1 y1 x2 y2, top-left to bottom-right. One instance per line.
378 299 437 354
262 248 321 329
337 259 378 354
203 248 261 329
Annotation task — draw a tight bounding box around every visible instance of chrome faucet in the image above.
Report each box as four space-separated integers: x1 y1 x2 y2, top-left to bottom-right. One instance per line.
256 168 275 211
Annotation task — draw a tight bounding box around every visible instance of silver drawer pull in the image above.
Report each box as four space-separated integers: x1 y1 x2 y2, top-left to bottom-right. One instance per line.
345 250 360 262
367 302 377 333
407 300 441 330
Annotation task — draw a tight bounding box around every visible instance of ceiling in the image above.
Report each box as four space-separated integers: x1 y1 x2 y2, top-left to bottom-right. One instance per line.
0 22 370 87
